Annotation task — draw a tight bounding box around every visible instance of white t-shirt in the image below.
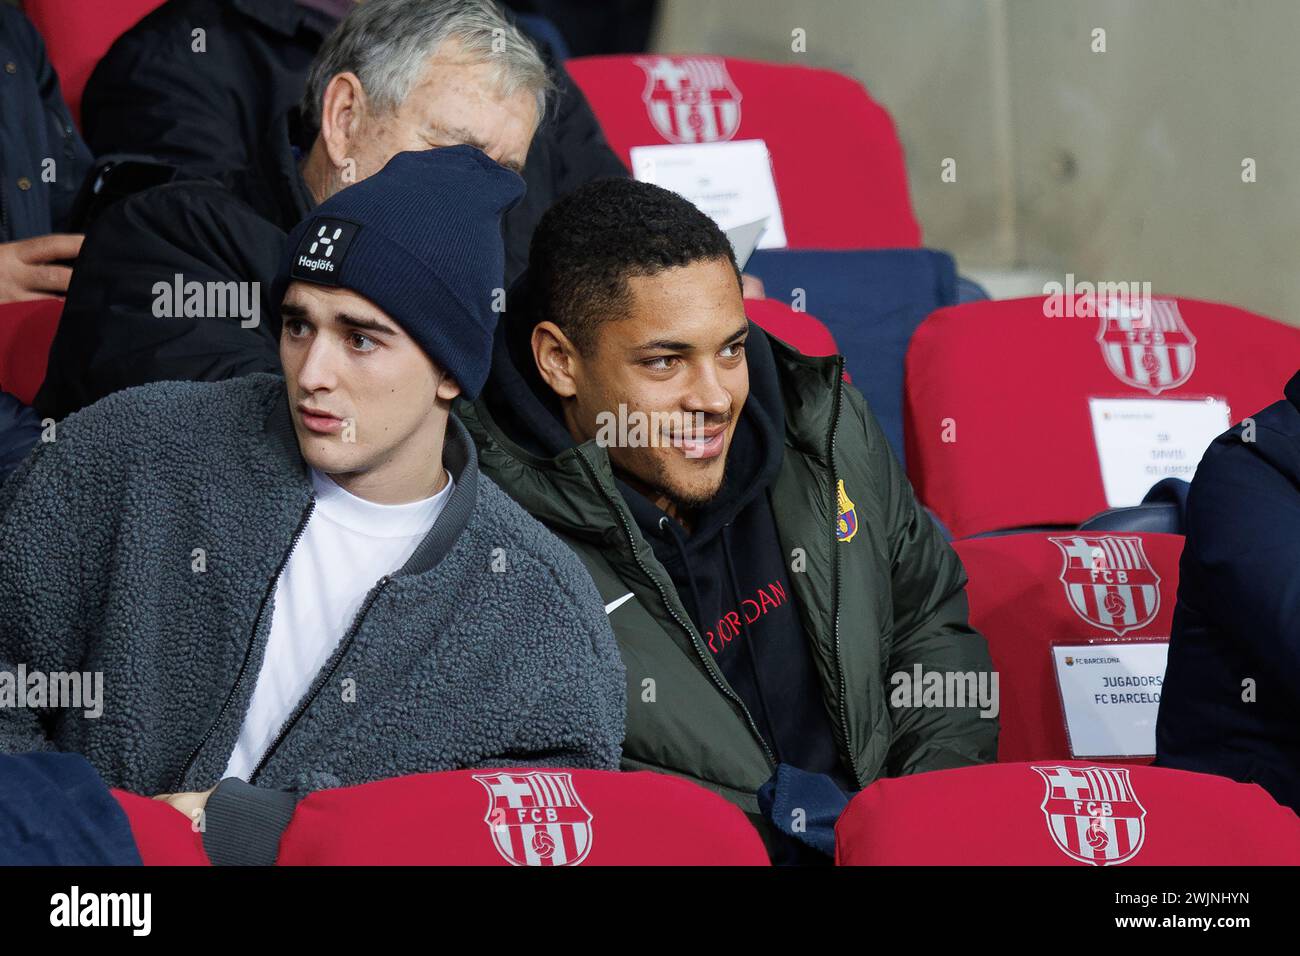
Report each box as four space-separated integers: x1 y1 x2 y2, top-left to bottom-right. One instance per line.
222 466 454 781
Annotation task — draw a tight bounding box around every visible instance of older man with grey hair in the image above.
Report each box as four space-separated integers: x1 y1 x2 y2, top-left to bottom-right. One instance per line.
298 0 549 193
36 0 627 421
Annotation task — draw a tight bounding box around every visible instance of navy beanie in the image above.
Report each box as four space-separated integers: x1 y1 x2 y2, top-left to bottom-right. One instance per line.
274 146 525 400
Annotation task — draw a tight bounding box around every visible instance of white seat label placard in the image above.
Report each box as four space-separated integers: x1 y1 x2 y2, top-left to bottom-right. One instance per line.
1088 396 1230 506
630 139 788 249
1052 642 1169 758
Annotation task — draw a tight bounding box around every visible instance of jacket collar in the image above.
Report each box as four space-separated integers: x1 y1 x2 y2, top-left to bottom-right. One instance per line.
231 0 342 38
1287 369 1300 410
397 414 480 576
219 108 315 230
261 385 479 576
765 334 845 462
457 395 621 546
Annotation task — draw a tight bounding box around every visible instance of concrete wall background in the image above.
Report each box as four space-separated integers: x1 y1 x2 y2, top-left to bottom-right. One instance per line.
651 0 1300 326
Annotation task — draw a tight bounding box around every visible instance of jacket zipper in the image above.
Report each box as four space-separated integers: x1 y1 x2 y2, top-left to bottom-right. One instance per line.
574 447 777 768
826 356 858 785
171 498 316 792
248 574 392 785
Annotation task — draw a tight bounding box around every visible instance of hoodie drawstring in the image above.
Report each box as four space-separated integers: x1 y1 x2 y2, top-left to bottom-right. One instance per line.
658 515 708 632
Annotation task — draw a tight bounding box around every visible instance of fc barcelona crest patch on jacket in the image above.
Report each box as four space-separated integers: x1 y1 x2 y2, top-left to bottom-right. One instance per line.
291 217 361 286
836 479 858 542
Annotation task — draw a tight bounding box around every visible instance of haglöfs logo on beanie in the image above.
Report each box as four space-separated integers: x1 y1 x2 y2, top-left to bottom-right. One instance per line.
291 218 361 285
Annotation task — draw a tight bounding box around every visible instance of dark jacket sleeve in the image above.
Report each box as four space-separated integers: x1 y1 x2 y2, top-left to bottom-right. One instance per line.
1180 424 1300 709
197 769 351 866
0 7 92 239
34 181 285 421
0 753 142 865
81 11 251 174
201 777 303 866
0 393 40 483
545 60 630 193
845 390 999 775
503 59 628 282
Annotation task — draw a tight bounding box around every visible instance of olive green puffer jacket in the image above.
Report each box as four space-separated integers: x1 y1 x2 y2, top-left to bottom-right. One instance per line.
460 328 998 825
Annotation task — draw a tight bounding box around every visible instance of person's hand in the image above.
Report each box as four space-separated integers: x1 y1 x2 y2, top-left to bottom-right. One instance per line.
152 787 216 822
741 273 765 300
0 233 84 303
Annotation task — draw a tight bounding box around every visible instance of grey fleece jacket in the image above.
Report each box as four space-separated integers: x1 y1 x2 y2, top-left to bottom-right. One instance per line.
0 373 626 861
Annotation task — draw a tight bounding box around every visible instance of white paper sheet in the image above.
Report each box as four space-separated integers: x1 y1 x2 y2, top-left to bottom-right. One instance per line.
1089 396 1231 506
1052 642 1170 758
630 139 788 249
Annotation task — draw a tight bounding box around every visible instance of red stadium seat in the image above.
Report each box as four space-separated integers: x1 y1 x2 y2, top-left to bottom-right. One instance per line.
111 789 212 866
836 761 1300 865
0 298 61 406
952 531 1183 764
567 54 921 250
905 294 1300 538
22 0 166 126
114 770 768 865
745 296 838 357
276 769 769 866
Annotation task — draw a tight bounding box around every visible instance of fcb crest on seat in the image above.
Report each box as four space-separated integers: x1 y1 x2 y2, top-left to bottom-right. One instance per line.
1034 765 1147 865
473 771 593 866
1096 297 1197 394
635 56 742 143
1048 534 1161 637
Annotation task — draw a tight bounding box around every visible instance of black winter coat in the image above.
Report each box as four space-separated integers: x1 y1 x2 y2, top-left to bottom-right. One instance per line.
0 6 91 242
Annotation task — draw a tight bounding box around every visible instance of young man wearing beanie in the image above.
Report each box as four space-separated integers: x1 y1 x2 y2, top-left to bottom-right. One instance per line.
461 177 997 862
0 146 626 864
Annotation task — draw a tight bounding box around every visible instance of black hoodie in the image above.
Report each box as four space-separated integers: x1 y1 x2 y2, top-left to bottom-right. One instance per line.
482 288 856 793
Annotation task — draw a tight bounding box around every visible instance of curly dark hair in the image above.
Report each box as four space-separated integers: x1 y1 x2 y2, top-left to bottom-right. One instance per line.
526 177 741 353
